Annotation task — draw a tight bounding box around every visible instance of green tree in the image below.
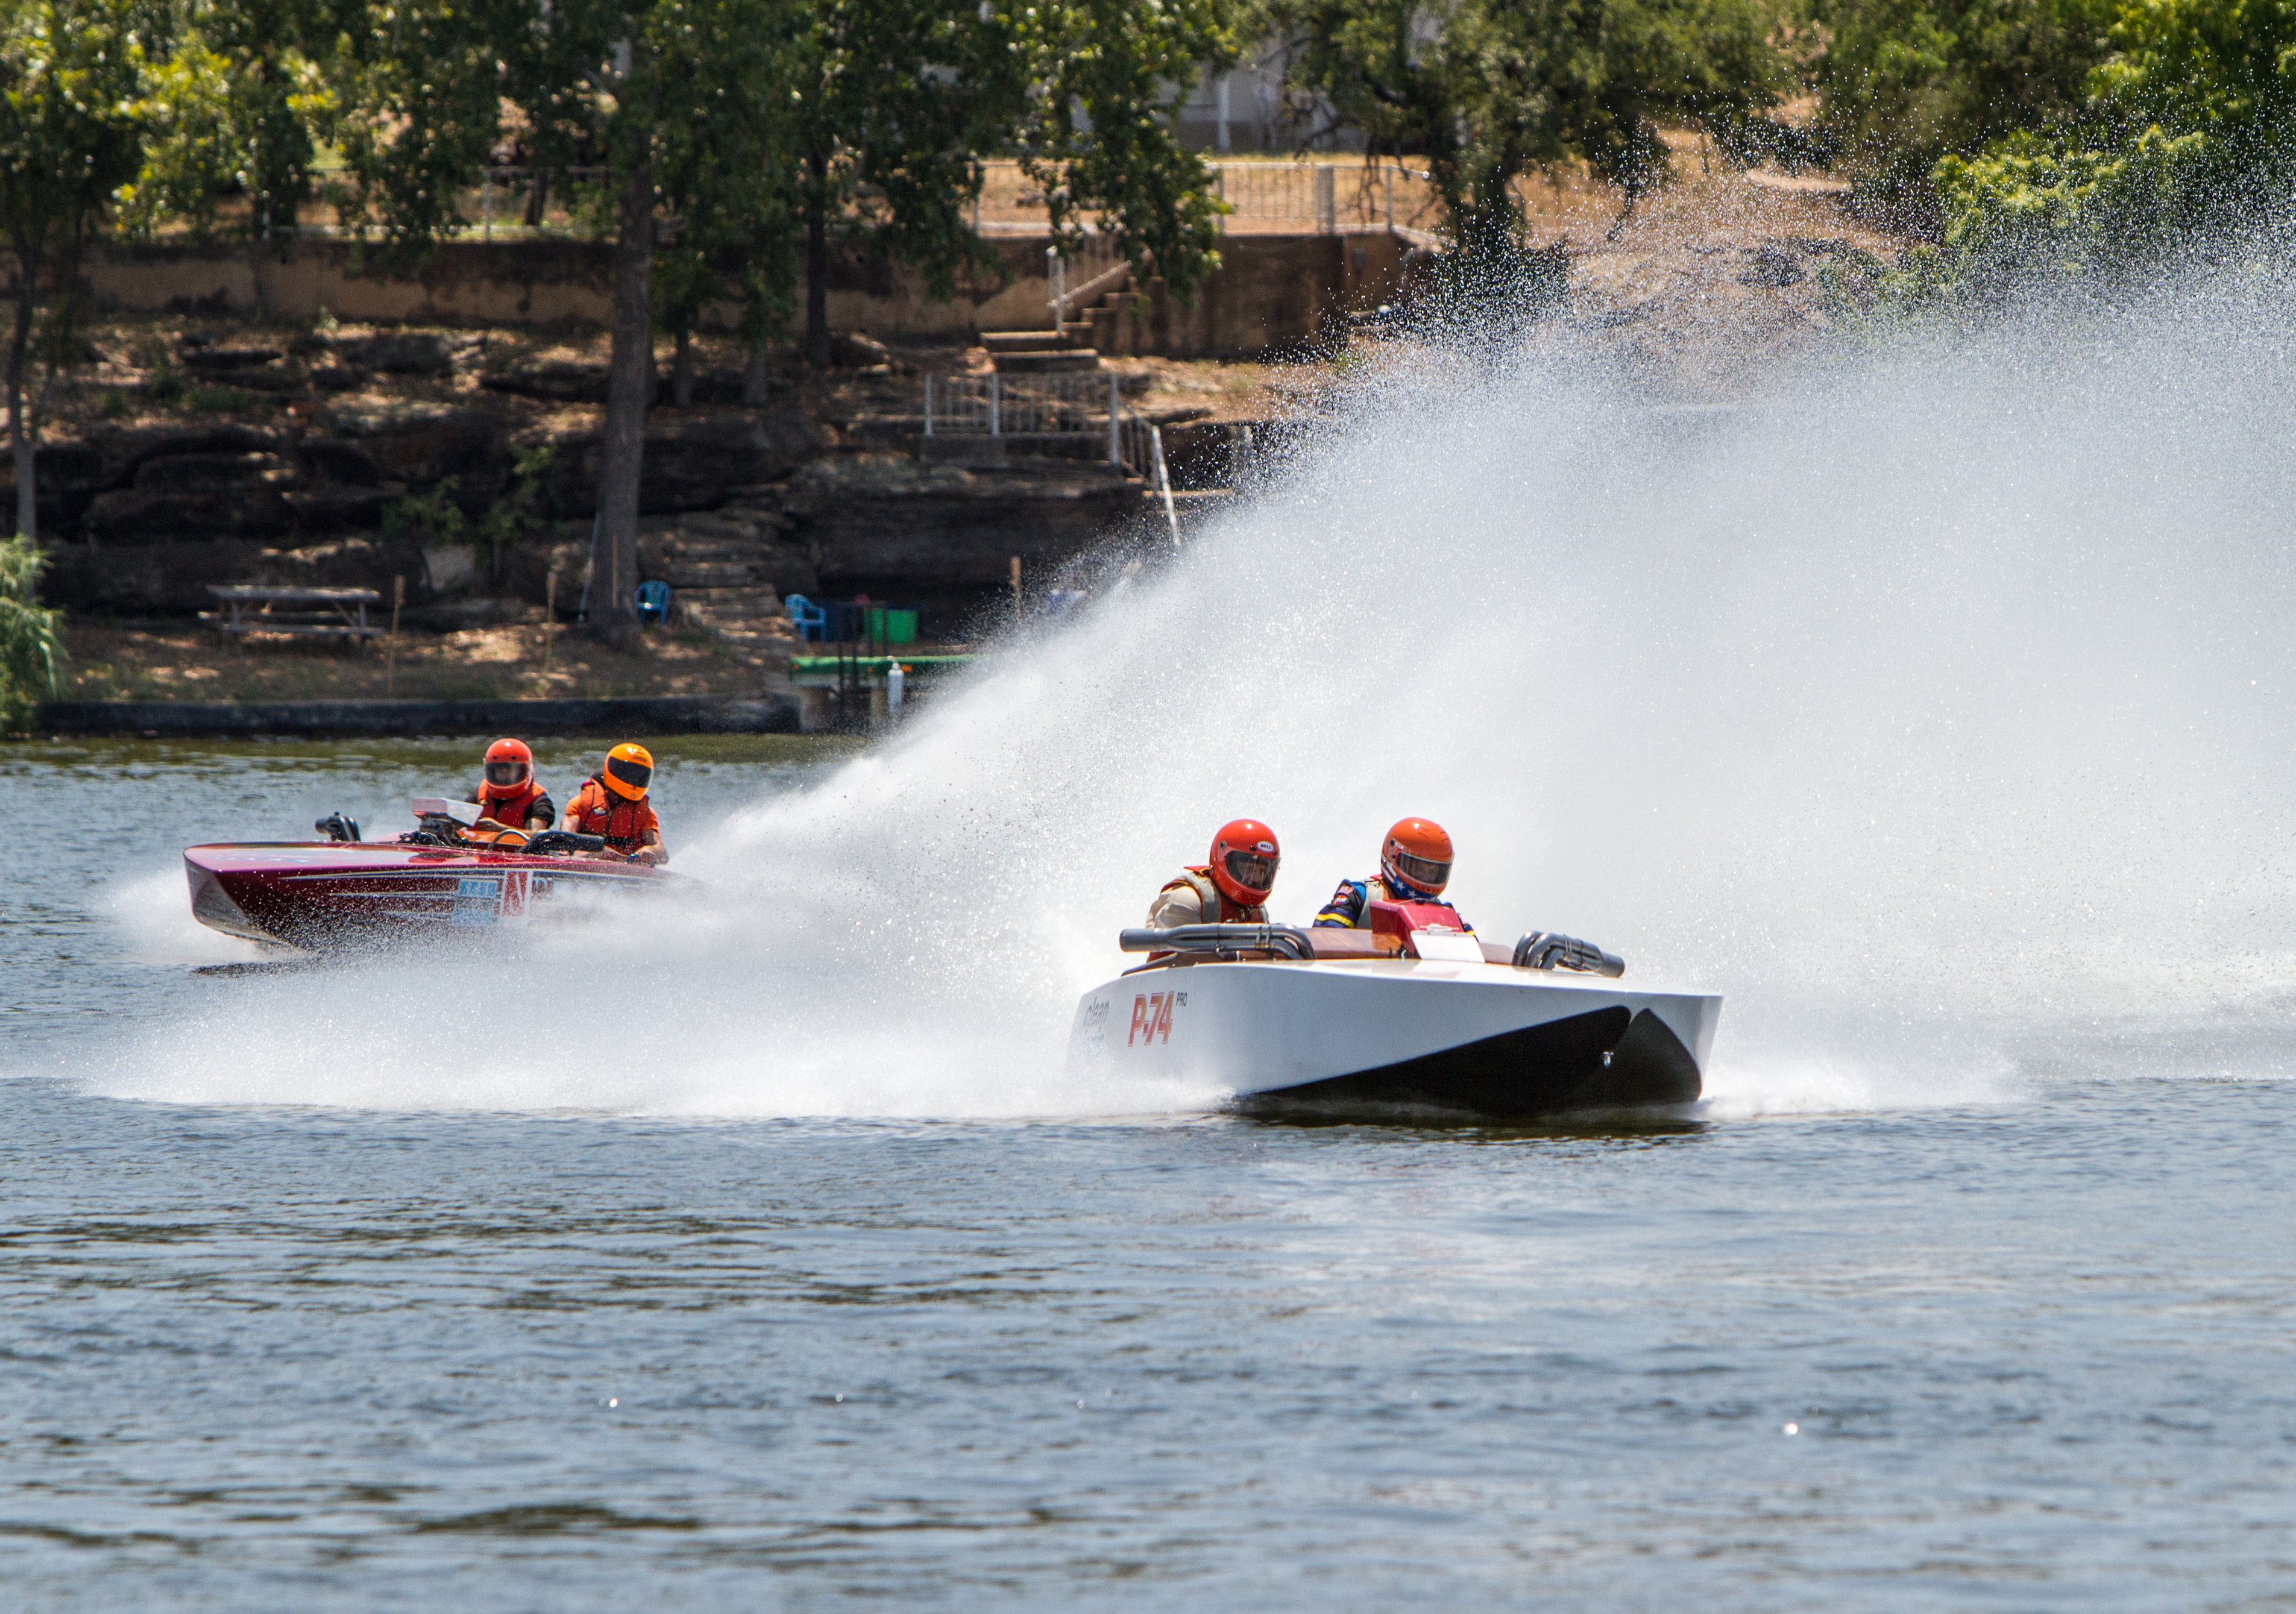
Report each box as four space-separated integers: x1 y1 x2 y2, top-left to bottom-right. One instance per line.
1833 0 2296 308
330 0 1236 635
1009 0 1235 309
1809 0 2118 219
1255 0 1784 251
0 532 63 727
330 0 803 642
781 0 1233 369
1 0 148 543
113 0 344 245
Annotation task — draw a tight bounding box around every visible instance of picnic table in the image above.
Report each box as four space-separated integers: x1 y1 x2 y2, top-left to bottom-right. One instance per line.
202 586 386 644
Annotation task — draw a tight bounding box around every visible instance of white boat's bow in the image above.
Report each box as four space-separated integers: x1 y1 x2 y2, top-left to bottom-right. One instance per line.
1067 917 1719 1119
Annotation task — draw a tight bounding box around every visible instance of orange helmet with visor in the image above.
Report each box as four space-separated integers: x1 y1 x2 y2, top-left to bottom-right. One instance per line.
601 742 654 802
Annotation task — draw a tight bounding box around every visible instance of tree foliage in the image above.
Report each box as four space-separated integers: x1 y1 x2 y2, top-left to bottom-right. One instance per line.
1831 0 2296 309
1252 0 1784 247
113 0 345 245
1809 0 2118 217
0 532 63 726
2 0 148 542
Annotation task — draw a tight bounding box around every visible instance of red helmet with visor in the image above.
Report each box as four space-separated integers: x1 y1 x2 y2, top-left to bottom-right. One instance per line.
480 738 533 800
1381 817 1454 897
1209 818 1280 906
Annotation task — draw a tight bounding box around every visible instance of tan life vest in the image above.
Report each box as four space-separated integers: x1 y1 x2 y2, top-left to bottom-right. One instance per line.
1160 865 1268 925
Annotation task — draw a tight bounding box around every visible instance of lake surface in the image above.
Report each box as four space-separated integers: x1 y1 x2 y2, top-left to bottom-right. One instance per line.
6 740 2295 1609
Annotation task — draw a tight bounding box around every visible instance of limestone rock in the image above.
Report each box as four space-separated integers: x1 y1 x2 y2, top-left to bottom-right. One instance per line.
321 402 500 489
831 331 893 369
481 356 611 402
542 410 826 515
135 451 297 494
329 331 478 375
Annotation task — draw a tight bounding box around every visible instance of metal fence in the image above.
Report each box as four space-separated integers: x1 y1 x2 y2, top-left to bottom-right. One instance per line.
922 372 1179 543
304 157 1438 243
975 159 1442 237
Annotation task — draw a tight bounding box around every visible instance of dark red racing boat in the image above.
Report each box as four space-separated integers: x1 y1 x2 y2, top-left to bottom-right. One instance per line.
184 797 690 950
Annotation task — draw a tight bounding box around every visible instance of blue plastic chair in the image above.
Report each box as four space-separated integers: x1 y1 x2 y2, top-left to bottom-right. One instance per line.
635 580 672 624
785 593 828 642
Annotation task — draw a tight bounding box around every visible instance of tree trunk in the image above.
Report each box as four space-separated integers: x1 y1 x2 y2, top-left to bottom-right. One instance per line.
672 325 694 408
8 268 37 545
805 148 831 370
523 166 549 228
743 341 771 405
591 157 655 646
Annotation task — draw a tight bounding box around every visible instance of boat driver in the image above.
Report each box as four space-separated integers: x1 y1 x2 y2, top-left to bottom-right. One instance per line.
1148 819 1280 926
468 737 556 834
562 742 668 865
1314 817 1472 931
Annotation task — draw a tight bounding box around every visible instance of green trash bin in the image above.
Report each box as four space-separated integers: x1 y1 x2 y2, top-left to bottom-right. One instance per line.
866 607 918 645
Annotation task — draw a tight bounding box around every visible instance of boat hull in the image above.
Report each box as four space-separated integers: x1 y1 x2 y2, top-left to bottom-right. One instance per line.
185 842 684 950
1066 958 1719 1119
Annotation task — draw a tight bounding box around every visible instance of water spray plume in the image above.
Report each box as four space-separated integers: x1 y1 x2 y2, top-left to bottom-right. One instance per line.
100 260 2296 1116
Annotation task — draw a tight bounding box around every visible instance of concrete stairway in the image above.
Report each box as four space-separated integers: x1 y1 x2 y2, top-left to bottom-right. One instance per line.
981 260 1151 367
635 509 797 661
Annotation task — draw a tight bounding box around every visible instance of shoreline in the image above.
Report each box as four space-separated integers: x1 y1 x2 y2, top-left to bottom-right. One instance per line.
34 693 801 739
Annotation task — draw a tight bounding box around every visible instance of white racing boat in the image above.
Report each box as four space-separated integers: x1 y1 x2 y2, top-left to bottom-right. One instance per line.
1066 900 1719 1119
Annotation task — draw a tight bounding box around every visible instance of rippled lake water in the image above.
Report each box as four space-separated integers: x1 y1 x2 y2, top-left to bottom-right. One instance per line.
6 739 2295 1609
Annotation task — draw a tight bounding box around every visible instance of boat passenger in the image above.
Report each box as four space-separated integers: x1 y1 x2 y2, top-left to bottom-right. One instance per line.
1147 819 1280 927
467 737 556 834
562 742 668 865
1314 817 1472 931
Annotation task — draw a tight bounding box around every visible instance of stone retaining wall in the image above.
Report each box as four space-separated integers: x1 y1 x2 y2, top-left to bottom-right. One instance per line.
90 231 1408 357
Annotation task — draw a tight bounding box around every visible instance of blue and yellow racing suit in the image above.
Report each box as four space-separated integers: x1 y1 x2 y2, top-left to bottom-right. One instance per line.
1314 875 1472 931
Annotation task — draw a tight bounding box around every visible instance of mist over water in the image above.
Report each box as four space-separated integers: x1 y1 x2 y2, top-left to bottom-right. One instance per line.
96 263 2296 1117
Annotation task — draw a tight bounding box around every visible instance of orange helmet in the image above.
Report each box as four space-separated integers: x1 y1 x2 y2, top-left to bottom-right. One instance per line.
1209 818 1280 906
480 737 533 800
1381 817 1453 897
600 742 654 801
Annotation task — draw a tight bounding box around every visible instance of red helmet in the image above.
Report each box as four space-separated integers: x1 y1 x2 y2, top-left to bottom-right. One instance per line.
1209 818 1280 906
480 737 533 800
1381 817 1453 897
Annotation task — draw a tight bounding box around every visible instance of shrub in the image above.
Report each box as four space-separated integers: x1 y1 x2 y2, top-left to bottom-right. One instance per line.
0 536 64 730
381 477 467 547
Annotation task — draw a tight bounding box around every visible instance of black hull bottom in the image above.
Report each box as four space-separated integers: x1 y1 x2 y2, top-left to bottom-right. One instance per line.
1238 1007 1702 1121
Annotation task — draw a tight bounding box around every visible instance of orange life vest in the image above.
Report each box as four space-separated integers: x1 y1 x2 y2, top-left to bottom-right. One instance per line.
473 778 553 832
570 776 658 854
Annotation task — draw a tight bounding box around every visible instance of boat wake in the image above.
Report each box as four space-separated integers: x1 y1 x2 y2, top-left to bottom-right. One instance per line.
90 257 2296 1119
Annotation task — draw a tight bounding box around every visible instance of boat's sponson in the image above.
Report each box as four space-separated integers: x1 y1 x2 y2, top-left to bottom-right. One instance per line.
184 842 684 949
1067 958 1720 1119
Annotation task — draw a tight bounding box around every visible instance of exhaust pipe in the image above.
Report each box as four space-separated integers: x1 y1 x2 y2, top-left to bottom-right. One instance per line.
1119 923 1315 961
1512 932 1626 977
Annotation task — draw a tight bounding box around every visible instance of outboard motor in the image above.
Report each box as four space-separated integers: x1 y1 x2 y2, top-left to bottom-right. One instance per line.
1512 931 1626 978
315 812 362 843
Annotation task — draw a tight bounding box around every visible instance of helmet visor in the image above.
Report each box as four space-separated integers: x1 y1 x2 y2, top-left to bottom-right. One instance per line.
606 755 653 794
484 759 530 788
1224 850 1278 893
1390 850 1451 892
